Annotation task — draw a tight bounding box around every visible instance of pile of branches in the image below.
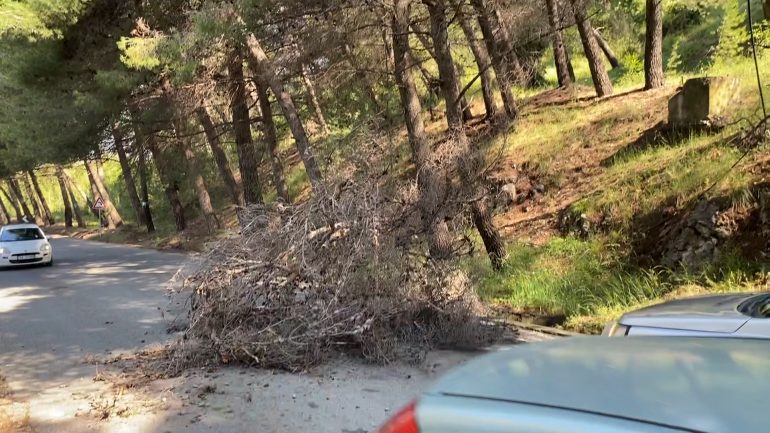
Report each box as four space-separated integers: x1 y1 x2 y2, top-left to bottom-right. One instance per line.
177 154 495 371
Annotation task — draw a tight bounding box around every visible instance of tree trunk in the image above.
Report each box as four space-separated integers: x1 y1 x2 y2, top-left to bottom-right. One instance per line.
454 1 498 119
181 137 221 233
136 148 155 233
0 192 10 224
300 63 330 135
0 185 22 222
127 106 158 233
644 0 665 89
254 78 291 203
471 197 506 270
343 43 383 115
426 0 466 130
228 47 265 205
243 32 323 190
55 167 74 228
593 28 621 69
195 105 242 206
161 78 220 233
427 0 508 268
113 126 146 226
570 0 613 97
565 47 576 81
8 178 33 221
85 164 102 221
84 158 123 228
146 135 186 232
545 0 573 87
28 171 54 225
61 168 95 218
66 175 86 229
394 0 453 259
411 21 474 122
0 197 8 224
392 0 430 165
21 174 45 225
470 0 518 119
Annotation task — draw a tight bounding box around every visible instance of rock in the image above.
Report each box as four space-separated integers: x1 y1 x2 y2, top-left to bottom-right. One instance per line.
659 201 728 270
668 77 741 129
558 209 592 239
496 183 517 208
534 183 546 193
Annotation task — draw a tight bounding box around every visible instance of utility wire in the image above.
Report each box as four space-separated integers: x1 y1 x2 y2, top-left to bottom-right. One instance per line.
697 1 767 199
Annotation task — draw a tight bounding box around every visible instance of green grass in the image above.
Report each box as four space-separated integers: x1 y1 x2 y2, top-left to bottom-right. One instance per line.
469 237 769 334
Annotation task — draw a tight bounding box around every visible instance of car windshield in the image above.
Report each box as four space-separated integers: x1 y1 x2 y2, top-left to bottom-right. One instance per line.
738 294 770 318
0 228 45 242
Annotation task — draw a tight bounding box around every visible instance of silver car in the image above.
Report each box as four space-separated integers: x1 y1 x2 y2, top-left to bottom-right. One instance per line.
376 337 770 433
603 293 770 337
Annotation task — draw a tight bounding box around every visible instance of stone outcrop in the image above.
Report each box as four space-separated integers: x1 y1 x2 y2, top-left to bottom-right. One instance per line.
658 201 733 270
668 77 741 129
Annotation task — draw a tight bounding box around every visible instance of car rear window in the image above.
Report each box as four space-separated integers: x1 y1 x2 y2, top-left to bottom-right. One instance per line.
738 294 770 318
0 228 45 242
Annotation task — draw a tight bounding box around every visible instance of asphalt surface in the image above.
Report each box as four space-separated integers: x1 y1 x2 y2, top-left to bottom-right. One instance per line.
0 237 187 430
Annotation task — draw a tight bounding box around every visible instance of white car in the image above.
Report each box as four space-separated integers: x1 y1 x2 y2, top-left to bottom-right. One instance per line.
0 223 53 267
603 293 770 337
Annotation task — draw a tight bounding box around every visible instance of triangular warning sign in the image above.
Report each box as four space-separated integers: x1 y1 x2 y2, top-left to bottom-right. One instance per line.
93 197 105 210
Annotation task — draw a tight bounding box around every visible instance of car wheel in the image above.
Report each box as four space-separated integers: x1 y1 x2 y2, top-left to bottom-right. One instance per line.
46 259 54 267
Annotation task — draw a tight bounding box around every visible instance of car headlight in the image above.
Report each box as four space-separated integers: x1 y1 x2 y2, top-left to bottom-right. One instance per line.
602 322 630 337
40 244 51 254
0 247 7 255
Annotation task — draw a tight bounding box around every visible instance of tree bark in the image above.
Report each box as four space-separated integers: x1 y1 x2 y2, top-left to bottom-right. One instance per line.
0 185 22 222
470 0 518 119
21 174 45 225
7 178 33 221
454 0 498 119
426 0 508 268
343 43 383 115
593 28 621 69
426 0 466 130
28 171 54 225
113 126 146 226
392 0 430 165
545 0 573 87
254 78 291 203
84 159 122 228
243 32 323 190
411 21 474 122
570 0 614 97
146 135 186 232
394 0 453 259
644 0 665 89
84 164 102 220
55 167 74 228
161 78 220 233
66 177 86 228
300 63 331 135
471 197 506 269
136 148 155 233
228 47 265 205
195 105 242 206
0 193 9 224
127 106 158 233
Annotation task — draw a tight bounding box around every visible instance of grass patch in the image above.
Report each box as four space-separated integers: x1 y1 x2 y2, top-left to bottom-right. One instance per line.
470 237 769 334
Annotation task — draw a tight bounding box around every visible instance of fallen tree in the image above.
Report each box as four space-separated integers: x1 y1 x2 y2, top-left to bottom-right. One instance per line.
175 135 498 371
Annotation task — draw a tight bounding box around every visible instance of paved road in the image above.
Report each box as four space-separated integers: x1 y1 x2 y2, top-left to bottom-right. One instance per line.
0 237 187 431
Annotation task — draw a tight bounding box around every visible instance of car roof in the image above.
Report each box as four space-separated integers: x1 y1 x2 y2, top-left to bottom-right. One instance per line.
427 336 770 433
0 223 42 231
